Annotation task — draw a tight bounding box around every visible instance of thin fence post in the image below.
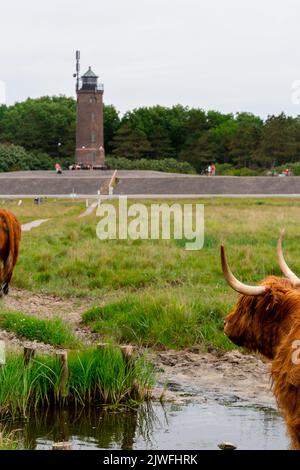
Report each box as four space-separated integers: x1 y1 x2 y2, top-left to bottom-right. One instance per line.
120 345 141 400
120 345 135 367
24 347 35 366
56 351 69 399
0 340 5 368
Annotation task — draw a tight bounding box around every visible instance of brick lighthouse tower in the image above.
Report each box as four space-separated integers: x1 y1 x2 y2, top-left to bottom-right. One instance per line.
75 52 105 167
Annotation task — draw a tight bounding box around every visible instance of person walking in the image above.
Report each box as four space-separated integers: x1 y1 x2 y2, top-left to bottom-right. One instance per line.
211 163 215 176
55 163 62 174
207 164 212 176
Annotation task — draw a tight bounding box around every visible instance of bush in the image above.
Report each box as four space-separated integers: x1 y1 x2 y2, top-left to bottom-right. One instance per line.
274 162 300 176
0 143 32 171
0 143 72 172
217 163 261 176
106 156 196 174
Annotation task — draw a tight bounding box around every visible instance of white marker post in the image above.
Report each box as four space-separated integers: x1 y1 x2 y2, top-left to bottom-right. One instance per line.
0 340 6 366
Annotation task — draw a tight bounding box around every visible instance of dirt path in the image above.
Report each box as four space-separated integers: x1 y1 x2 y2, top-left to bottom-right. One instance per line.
0 288 98 351
21 219 49 232
78 201 98 218
0 288 275 408
3 288 86 322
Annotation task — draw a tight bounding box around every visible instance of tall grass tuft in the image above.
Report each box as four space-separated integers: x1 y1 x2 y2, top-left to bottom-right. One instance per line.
0 347 154 418
82 294 233 350
0 428 18 450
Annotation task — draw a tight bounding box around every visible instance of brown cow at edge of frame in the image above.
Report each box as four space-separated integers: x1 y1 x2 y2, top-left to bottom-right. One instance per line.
220 236 300 450
0 209 21 296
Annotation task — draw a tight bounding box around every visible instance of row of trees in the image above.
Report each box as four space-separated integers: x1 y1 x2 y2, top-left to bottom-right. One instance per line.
0 96 299 173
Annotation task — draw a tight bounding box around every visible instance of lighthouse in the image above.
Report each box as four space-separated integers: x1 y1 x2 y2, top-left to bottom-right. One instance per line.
75 52 105 168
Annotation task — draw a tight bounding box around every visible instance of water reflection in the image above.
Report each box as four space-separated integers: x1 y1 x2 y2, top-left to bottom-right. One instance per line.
4 404 155 450
3 402 288 450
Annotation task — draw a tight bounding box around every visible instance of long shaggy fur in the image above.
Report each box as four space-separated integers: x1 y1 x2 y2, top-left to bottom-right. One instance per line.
0 209 21 293
224 275 300 449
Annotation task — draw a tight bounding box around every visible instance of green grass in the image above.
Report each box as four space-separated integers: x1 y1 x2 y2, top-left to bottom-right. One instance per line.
83 293 233 350
106 156 196 174
0 198 84 222
0 431 18 450
0 310 79 348
7 197 300 351
0 347 154 418
14 197 300 298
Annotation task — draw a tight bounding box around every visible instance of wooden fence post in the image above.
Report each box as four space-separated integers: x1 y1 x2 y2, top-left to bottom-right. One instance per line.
120 345 141 400
24 347 35 366
120 345 135 367
56 351 69 399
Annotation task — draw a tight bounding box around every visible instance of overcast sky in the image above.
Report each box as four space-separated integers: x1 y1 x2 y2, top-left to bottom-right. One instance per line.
1 0 300 117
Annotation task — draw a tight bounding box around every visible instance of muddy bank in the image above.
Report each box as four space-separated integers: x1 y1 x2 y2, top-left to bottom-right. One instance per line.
151 349 275 409
0 288 97 350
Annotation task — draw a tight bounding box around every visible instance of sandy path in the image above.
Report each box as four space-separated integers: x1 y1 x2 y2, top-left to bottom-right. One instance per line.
78 201 98 218
21 219 49 232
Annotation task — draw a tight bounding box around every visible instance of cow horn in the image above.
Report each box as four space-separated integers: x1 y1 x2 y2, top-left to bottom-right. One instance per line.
221 244 266 296
277 229 300 286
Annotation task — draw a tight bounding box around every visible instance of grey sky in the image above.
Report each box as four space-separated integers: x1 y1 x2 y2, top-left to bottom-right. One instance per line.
1 0 300 117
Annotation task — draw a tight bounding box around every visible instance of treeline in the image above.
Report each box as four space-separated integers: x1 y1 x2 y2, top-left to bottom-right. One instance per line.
0 95 300 173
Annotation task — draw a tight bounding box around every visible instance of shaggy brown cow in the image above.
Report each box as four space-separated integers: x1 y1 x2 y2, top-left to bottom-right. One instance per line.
221 244 300 449
0 209 21 296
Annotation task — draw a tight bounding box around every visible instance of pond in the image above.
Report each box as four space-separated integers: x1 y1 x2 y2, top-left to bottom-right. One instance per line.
5 400 288 450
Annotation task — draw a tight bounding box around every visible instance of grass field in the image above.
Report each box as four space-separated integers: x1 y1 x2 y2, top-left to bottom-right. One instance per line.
2 197 300 350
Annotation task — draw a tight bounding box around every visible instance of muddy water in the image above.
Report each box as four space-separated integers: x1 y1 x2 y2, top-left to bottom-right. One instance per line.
7 401 288 450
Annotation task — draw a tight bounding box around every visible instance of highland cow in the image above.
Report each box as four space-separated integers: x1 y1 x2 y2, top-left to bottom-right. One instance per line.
0 209 21 296
221 244 300 449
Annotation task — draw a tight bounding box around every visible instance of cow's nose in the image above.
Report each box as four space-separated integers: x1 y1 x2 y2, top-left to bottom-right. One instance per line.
223 319 227 327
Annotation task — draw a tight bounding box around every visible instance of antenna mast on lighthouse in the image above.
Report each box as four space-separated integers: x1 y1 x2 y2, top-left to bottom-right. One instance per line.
74 50 80 92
